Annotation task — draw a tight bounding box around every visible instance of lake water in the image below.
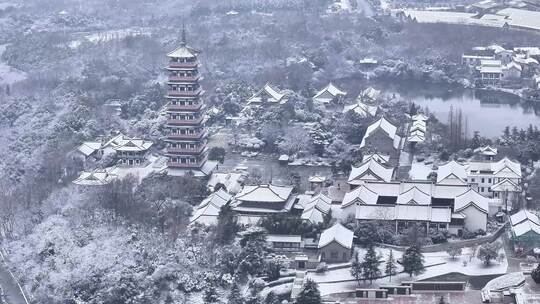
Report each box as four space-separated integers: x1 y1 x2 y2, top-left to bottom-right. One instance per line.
393 86 540 138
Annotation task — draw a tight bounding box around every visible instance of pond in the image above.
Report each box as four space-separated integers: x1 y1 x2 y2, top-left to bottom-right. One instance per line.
392 85 540 138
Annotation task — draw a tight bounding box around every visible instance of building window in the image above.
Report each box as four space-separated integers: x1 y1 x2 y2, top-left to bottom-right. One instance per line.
480 187 484 192
481 178 485 183
471 178 475 183
488 178 492 183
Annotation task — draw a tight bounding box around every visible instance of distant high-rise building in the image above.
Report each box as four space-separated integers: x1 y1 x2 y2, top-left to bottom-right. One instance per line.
165 27 212 175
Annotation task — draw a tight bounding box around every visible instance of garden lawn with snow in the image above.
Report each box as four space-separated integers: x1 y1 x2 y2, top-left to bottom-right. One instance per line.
306 244 508 296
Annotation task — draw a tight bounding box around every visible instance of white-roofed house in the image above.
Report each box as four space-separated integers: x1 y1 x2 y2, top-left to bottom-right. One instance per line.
342 102 379 118
232 184 296 220
509 210 540 252
318 223 354 263
478 59 504 85
474 146 498 161
301 193 332 224
502 61 523 81
412 113 429 121
360 117 402 160
437 160 468 185
102 133 153 166
341 185 379 219
358 87 381 104
247 83 288 105
308 175 327 191
313 82 347 105
190 189 233 226
348 158 394 187
73 169 118 186
75 141 103 160
362 152 390 164
453 189 489 232
466 157 522 204
266 235 302 252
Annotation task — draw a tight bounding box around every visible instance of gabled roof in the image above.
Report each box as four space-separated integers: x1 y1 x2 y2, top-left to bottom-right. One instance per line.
104 133 153 152
309 175 327 183
318 223 354 249
73 170 117 186
235 184 293 203
358 87 381 102
492 157 521 178
505 61 523 71
454 189 489 214
77 141 102 156
396 186 431 205
190 189 233 225
342 185 379 207
348 158 394 184
342 102 378 118
410 120 427 132
167 45 198 58
490 178 521 192
360 117 398 148
247 83 286 104
509 210 540 237
301 194 332 224
437 160 467 184
412 113 429 121
362 153 390 164
474 145 498 156
313 82 347 101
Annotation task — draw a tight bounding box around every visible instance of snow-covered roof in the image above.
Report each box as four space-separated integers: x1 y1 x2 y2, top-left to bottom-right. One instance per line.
235 184 293 203
360 117 398 148
362 153 390 164
301 194 332 224
190 189 233 225
407 132 425 143
490 178 521 192
437 160 467 184
474 146 498 156
267 235 302 243
358 87 381 102
348 159 394 184
403 10 507 27
342 185 379 207
359 58 378 64
514 47 540 57
492 157 522 178
509 210 540 237
396 187 431 205
104 133 153 152
309 175 327 183
505 61 523 71
480 65 503 74
167 45 197 58
247 83 286 104
313 82 347 103
454 189 489 214
514 56 539 65
207 172 246 194
342 102 378 118
410 120 427 132
318 223 354 249
77 141 102 157
497 8 540 31
73 170 117 186
412 113 429 121
481 59 502 67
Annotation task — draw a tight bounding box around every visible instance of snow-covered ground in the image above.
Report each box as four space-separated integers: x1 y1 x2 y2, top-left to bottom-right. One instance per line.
108 154 167 183
69 27 152 49
0 44 27 86
306 244 508 296
409 161 433 180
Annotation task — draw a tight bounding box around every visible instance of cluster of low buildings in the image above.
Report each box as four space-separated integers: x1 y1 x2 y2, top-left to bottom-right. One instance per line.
407 113 428 144
462 45 540 86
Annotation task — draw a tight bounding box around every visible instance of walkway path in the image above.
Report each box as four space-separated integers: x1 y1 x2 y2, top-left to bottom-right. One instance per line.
0 249 29 304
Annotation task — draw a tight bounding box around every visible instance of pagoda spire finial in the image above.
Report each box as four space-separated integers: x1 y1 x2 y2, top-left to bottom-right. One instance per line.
181 22 187 46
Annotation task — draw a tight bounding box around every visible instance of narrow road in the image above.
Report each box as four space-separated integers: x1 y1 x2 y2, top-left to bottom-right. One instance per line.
0 250 29 304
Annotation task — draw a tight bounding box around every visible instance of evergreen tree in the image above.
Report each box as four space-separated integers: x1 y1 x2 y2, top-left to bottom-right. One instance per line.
531 263 540 284
361 245 382 284
350 252 363 285
295 279 322 304
384 249 398 282
214 204 238 245
227 281 244 304
237 227 269 277
264 291 280 304
402 245 425 277
203 285 219 304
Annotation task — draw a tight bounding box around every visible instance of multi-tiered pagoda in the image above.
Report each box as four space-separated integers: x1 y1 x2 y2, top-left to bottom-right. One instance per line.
165 28 213 176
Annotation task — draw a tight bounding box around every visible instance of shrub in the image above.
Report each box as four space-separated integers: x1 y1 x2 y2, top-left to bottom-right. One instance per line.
315 263 328 273
532 264 540 284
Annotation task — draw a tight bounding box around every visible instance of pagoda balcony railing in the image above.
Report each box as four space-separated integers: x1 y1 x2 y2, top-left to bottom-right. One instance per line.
168 62 198 69
167 104 202 111
167 89 203 97
167 159 207 169
168 75 199 82
167 131 207 140
167 117 204 126
167 146 206 154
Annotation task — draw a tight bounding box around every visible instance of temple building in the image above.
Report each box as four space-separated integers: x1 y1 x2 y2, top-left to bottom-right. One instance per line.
165 27 216 176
